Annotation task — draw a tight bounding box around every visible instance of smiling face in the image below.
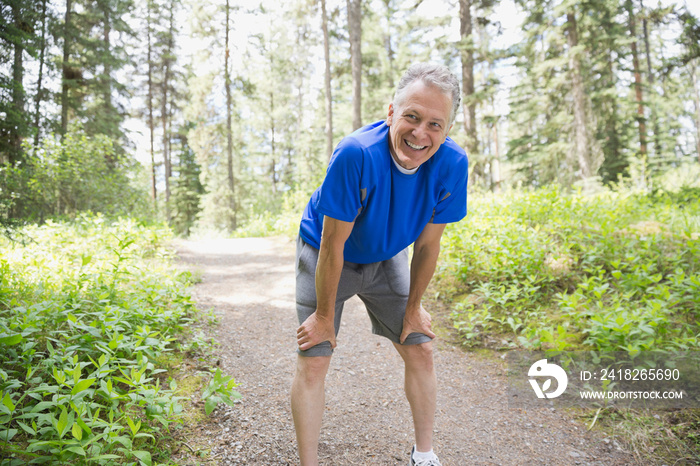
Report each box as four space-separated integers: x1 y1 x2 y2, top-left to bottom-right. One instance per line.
386 80 454 170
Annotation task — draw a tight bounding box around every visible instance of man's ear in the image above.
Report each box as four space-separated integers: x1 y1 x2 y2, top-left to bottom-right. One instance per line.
444 123 454 140
386 103 394 126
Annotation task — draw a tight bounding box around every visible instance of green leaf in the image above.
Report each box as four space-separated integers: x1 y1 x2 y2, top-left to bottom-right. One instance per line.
71 378 96 396
66 445 86 456
56 408 68 438
132 450 152 466
17 420 36 435
75 416 92 437
204 396 220 416
88 454 121 462
1 393 15 413
0 333 23 346
0 428 18 442
72 422 83 440
126 416 141 437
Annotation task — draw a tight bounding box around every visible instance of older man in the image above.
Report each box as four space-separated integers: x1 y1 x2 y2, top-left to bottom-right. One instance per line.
291 63 468 466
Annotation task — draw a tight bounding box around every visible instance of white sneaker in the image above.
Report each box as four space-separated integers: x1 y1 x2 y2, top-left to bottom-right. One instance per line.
408 446 443 466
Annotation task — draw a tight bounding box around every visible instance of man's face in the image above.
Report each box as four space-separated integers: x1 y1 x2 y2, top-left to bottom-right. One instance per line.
386 81 453 170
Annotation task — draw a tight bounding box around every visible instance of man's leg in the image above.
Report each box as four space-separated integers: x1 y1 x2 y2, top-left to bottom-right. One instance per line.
393 341 436 452
291 354 332 466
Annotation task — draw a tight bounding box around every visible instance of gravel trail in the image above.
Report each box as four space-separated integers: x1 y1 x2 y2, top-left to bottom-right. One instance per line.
174 237 640 466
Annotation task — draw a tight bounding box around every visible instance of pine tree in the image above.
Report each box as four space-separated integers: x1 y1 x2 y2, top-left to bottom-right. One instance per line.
347 0 362 130
0 0 39 164
171 124 204 236
321 0 333 161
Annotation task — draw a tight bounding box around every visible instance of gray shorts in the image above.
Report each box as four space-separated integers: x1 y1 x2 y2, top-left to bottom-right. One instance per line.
295 235 432 357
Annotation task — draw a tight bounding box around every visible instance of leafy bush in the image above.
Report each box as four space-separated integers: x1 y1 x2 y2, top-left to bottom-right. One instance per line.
0 215 236 464
1 131 151 226
442 186 700 354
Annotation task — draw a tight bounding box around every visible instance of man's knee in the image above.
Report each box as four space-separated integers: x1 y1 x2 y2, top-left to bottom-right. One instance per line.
395 341 434 370
294 355 332 385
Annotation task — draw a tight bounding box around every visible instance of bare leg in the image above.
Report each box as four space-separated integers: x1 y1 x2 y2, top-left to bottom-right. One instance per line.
291 354 332 466
393 341 436 452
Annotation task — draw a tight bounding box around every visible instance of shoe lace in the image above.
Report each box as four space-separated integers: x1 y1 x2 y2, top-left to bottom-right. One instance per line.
413 457 442 466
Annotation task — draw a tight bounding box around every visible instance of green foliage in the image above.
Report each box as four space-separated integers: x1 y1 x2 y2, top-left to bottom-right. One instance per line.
170 135 204 237
230 185 312 239
201 369 241 416
0 215 217 464
2 131 151 225
443 186 700 355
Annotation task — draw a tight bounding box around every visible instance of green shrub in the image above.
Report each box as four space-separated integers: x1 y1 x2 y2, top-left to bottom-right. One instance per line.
442 186 700 354
0 215 230 465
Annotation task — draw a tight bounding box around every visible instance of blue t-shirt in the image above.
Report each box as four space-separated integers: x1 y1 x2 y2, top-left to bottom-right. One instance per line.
299 120 468 264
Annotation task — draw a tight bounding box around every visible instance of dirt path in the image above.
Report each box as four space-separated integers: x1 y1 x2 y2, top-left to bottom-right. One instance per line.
174 237 639 466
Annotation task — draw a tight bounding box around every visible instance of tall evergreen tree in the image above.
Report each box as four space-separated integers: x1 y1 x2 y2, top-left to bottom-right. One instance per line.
0 0 38 164
224 0 236 229
347 0 362 130
460 0 478 158
321 0 333 161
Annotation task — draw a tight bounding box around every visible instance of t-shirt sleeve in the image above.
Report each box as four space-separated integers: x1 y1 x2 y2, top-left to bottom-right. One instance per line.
315 138 363 223
431 154 468 224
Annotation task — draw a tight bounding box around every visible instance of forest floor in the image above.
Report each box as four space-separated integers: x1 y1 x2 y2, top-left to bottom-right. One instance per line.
172 236 642 466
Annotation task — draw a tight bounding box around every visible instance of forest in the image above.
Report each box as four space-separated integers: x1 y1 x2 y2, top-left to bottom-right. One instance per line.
1 0 700 464
1 0 699 232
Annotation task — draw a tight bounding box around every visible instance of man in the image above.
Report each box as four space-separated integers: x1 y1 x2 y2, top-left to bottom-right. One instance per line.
291 63 468 466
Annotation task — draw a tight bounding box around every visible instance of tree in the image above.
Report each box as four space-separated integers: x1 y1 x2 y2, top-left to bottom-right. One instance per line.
158 0 179 222
60 0 74 137
224 0 236 229
460 0 478 158
0 0 38 164
32 0 49 148
146 0 157 206
627 0 648 158
171 125 204 236
347 0 362 130
321 0 333 161
565 9 600 178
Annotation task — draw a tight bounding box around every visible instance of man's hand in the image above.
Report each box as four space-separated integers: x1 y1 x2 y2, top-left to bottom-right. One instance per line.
399 305 436 344
297 312 337 351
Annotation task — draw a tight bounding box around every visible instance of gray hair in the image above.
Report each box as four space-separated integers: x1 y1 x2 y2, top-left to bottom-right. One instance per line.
392 63 461 128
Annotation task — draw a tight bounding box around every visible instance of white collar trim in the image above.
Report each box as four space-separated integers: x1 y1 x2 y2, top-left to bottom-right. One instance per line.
391 154 419 175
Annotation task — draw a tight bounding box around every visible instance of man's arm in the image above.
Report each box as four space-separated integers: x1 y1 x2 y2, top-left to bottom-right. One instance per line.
399 222 447 344
297 217 354 351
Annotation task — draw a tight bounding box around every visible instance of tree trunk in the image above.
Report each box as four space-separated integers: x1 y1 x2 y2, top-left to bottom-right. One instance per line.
640 0 659 158
627 0 647 157
383 0 395 89
321 0 333 161
33 0 48 148
147 0 156 205
347 0 362 131
103 3 112 115
61 0 73 137
491 119 501 193
10 2 25 163
566 11 594 178
691 60 700 163
269 73 277 193
162 1 174 223
102 1 114 163
460 0 478 156
224 0 236 229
